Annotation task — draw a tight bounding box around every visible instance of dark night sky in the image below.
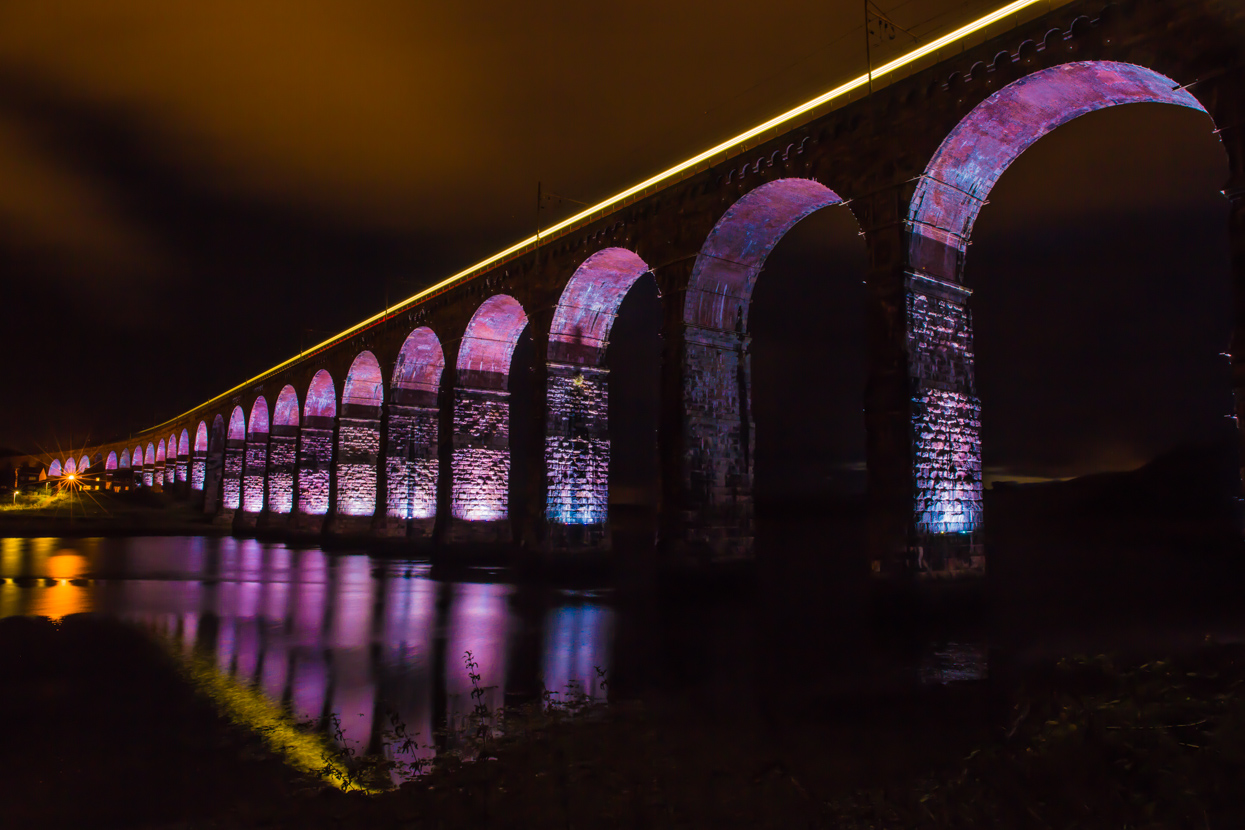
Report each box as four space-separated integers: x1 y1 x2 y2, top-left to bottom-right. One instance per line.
0 2 1233 494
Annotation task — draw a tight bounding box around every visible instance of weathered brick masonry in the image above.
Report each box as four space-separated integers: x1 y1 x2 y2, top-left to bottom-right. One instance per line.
906 274 982 537
267 428 298 514
678 326 753 559
222 441 244 510
242 436 268 513
336 416 381 518
298 422 334 516
545 364 609 543
452 388 510 523
386 405 439 520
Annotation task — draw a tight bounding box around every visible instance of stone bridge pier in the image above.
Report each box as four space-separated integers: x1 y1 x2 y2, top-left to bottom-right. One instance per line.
860 180 984 578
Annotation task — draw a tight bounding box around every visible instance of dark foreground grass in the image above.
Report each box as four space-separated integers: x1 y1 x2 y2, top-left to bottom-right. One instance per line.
0 489 222 536
2 613 1243 828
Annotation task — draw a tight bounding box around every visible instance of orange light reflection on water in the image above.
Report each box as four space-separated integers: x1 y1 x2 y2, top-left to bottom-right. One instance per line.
28 579 91 620
0 541 93 620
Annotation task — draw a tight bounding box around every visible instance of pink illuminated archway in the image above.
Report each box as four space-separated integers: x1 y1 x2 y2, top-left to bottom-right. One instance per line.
273 385 299 427
908 61 1211 281
684 178 844 330
179 429 190 456
392 328 444 401
133 446 144 467
194 422 208 453
337 352 384 518
78 455 89 473
248 397 270 436
550 248 652 366
387 327 445 522
106 451 118 471
48 459 62 477
227 407 246 441
299 371 336 517
452 295 529 526
458 295 529 382
343 351 384 409
156 440 166 463
305 370 337 420
63 458 75 475
119 449 130 469
146 443 155 462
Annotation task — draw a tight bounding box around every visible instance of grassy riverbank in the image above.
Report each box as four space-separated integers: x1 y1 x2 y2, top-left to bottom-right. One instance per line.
0 489 223 536
2 613 1243 828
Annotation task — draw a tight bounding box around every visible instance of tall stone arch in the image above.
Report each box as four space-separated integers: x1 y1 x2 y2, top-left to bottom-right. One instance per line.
547 248 653 549
675 178 848 561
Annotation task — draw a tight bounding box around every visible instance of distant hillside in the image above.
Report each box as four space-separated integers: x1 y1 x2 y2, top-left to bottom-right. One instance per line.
987 439 1242 542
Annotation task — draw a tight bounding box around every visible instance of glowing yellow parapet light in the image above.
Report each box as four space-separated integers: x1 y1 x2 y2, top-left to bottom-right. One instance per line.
148 0 1051 434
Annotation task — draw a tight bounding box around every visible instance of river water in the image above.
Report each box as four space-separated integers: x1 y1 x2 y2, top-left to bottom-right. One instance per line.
0 536 622 767
4 531 1237 781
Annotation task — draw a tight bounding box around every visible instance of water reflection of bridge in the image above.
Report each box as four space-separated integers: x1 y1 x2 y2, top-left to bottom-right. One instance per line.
0 537 612 761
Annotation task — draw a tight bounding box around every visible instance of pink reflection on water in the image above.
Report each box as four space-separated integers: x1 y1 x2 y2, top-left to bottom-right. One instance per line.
292 656 328 723
446 582 511 735
292 551 328 646
235 618 261 683
261 638 289 702
329 649 376 755
217 616 236 675
382 573 438 775
328 556 374 650
181 612 199 654
543 602 614 703
260 548 291 622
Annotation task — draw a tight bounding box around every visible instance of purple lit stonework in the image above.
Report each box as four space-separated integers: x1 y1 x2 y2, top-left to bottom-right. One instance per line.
545 365 609 527
243 397 269 514
223 406 246 510
451 389 510 522
299 370 336 516
177 428 190 484
909 62 1207 283
902 61 1209 542
451 295 528 537
545 248 651 545
337 352 383 519
681 179 846 559
166 434 177 485
906 276 982 536
155 439 166 486
267 385 300 515
191 421 208 491
386 328 443 529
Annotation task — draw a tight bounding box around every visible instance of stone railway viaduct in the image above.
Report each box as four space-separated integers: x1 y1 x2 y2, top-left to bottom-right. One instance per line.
16 0 1245 579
